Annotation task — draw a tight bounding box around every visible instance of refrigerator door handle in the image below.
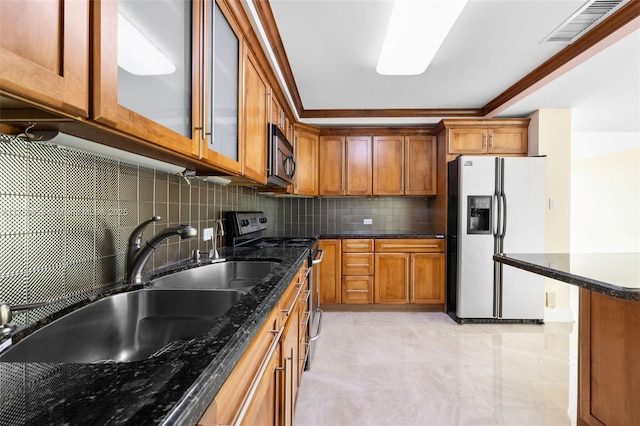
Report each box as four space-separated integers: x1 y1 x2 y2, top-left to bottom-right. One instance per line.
501 192 508 240
492 193 500 237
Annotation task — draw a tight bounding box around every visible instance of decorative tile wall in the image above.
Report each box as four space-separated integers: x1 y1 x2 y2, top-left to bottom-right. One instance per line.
0 133 279 327
280 196 434 236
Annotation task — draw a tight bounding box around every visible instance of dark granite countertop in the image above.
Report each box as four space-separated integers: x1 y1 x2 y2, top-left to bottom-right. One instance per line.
494 253 640 301
319 231 445 239
0 245 309 425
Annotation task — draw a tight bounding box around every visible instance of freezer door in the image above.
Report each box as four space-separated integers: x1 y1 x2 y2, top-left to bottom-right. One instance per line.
500 157 546 319
456 156 496 318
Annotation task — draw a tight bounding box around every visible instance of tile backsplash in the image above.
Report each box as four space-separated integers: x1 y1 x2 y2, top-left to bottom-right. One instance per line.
0 132 436 327
0 133 279 326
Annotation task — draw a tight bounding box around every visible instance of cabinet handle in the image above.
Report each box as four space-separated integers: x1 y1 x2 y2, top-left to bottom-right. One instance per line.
281 281 304 316
405 259 410 302
346 263 370 267
346 244 369 249
490 133 494 148
411 258 415 303
483 134 487 148
302 311 311 328
231 325 284 426
346 289 369 293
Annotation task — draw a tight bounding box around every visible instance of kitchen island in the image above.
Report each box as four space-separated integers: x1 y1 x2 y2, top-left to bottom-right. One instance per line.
494 252 640 426
0 245 310 425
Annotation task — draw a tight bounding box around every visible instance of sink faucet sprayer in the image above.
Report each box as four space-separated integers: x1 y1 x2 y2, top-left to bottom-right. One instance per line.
125 216 197 284
211 219 225 259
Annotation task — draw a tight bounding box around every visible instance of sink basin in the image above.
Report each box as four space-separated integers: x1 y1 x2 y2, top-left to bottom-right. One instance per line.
149 260 280 292
0 289 243 363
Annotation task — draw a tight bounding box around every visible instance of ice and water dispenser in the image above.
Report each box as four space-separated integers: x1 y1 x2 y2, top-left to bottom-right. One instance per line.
467 196 492 234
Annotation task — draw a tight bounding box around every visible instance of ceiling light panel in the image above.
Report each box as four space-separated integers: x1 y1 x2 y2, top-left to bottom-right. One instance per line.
377 0 468 76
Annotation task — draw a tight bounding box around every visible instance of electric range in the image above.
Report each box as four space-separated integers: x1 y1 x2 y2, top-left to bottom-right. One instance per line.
225 211 323 370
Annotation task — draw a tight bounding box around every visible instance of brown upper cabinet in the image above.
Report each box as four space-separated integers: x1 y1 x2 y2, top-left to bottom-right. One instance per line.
270 93 292 141
242 42 269 184
292 125 319 196
436 119 529 156
0 0 89 117
318 136 372 196
93 0 252 176
93 0 202 161
372 135 437 196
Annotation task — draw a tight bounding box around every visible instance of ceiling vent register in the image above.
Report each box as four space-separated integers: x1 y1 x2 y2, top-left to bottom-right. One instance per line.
542 0 630 44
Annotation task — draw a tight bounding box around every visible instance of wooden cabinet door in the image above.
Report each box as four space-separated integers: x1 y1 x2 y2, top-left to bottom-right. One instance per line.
281 300 299 426
579 289 640 426
293 127 319 196
239 345 280 426
405 136 437 196
411 254 445 304
93 0 199 158
242 43 268 184
345 136 372 196
373 136 404 195
0 0 89 116
318 136 345 196
448 128 488 154
374 253 409 304
319 240 341 304
488 128 527 154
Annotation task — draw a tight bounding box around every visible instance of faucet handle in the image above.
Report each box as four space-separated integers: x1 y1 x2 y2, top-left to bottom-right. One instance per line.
129 216 162 247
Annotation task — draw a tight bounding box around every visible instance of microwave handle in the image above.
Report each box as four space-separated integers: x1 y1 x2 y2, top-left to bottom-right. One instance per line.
284 155 296 179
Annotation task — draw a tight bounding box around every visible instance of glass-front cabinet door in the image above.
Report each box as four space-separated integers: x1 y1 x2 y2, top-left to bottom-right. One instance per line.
200 0 242 174
93 0 199 157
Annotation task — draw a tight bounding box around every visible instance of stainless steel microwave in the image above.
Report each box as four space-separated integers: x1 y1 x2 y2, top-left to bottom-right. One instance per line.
267 124 296 187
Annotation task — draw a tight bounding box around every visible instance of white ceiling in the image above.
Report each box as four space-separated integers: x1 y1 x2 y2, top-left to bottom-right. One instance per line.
266 0 640 132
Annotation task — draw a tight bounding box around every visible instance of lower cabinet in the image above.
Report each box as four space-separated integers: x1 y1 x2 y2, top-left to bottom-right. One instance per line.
198 264 307 426
319 238 446 309
374 253 445 304
341 239 374 304
318 240 341 305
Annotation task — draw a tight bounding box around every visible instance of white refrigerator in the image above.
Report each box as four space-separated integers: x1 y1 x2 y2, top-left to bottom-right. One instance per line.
447 156 546 323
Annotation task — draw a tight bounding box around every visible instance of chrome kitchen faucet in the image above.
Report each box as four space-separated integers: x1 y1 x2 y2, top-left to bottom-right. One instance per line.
125 216 197 284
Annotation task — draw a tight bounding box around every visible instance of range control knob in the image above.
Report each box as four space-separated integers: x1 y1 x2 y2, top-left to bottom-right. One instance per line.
240 219 250 226
259 217 267 223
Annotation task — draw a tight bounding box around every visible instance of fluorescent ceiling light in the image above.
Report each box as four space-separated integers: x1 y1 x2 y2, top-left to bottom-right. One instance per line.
377 0 467 76
118 12 176 76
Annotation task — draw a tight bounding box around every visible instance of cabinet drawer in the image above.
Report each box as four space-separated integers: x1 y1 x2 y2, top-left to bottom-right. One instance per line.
342 253 374 275
341 276 373 304
342 239 374 252
374 239 444 253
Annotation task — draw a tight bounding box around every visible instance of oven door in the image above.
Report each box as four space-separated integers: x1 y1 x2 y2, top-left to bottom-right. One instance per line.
267 124 296 187
306 247 324 370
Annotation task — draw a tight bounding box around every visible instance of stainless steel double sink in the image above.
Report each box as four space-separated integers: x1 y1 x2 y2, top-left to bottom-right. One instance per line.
0 261 279 363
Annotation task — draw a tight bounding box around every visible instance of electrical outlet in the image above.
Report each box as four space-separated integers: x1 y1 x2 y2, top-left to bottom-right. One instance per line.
363 218 373 225
203 227 214 241
545 291 556 308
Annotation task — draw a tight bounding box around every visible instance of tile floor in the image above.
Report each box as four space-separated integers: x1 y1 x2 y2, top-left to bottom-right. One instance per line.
294 312 575 426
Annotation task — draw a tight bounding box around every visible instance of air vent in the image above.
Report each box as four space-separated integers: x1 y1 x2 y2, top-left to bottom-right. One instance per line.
542 0 630 44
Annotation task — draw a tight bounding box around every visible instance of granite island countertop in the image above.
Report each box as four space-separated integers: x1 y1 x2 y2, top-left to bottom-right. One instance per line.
494 252 640 301
0 245 310 425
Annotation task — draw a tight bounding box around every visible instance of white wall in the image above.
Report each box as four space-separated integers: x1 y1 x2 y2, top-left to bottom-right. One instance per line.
528 109 573 322
571 132 640 252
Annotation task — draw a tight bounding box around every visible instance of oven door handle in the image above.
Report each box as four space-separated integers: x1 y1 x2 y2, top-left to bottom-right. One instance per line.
309 308 323 342
284 155 296 179
312 249 324 265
